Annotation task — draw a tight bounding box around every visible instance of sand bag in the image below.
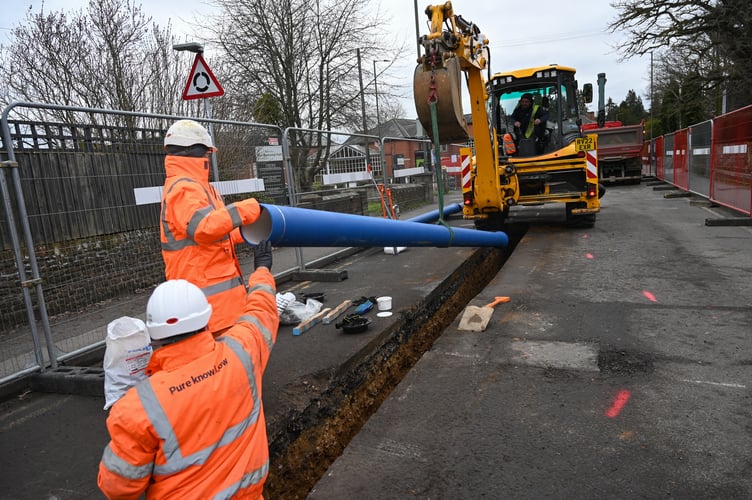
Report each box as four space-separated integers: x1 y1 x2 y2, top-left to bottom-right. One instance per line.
103 317 152 410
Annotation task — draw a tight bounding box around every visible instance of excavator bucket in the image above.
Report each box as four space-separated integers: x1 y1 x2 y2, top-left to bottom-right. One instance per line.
413 56 469 144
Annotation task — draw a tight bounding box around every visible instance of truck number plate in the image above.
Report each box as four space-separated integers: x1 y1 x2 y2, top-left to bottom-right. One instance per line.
575 137 595 151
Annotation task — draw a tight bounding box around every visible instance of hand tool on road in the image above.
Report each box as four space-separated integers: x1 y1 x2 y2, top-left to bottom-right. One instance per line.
335 314 372 334
352 296 376 315
293 307 331 336
323 300 352 324
457 296 510 332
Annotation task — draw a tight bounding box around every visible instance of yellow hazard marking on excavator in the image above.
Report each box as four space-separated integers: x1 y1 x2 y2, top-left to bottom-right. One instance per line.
575 137 595 151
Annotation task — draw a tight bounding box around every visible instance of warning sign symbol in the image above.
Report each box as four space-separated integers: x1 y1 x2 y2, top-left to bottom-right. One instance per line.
182 54 224 100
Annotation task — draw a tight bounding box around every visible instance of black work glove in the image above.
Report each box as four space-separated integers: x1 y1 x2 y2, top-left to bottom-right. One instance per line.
253 240 273 270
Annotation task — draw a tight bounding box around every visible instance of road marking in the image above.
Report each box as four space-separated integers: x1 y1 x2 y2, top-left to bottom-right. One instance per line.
605 389 631 418
376 439 426 461
680 379 746 389
0 396 71 432
439 351 481 360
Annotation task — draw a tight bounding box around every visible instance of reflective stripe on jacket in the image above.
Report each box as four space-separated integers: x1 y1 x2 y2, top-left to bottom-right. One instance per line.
524 104 540 138
98 268 278 499
159 155 261 333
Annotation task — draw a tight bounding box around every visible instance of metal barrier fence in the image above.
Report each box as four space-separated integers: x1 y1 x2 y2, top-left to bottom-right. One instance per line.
645 104 752 216
711 106 752 214
1 102 435 384
0 102 283 383
689 120 712 197
663 132 675 185
641 141 654 178
673 128 689 190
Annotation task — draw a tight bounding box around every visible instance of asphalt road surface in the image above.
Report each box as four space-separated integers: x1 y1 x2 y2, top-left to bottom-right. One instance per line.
310 183 752 499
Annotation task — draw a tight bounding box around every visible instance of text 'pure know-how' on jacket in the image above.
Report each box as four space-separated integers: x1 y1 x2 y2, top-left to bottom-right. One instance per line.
160 154 263 334
98 267 279 499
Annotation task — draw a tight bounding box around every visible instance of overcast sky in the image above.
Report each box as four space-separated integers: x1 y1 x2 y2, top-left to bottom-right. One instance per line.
2 0 651 115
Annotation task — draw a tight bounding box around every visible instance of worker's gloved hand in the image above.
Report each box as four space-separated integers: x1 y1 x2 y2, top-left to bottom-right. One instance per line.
232 198 262 225
253 240 273 270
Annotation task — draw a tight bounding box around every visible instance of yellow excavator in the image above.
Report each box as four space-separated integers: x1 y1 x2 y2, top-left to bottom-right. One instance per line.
414 1 601 228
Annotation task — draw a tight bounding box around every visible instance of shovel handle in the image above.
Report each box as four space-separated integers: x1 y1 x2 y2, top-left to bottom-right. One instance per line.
485 296 510 308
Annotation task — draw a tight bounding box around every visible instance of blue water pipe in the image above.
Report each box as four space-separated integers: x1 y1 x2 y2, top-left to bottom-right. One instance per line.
406 203 463 224
241 204 508 248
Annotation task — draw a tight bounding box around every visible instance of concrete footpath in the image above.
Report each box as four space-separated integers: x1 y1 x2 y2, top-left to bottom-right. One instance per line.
310 184 752 499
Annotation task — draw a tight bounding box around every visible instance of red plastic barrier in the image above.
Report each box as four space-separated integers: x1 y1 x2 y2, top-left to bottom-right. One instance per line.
655 136 665 181
673 129 689 191
710 105 752 215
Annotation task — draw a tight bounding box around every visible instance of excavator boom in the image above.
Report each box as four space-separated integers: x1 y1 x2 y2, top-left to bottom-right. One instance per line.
414 2 489 143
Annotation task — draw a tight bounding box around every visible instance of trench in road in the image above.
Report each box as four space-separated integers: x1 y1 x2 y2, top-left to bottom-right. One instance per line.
263 224 527 499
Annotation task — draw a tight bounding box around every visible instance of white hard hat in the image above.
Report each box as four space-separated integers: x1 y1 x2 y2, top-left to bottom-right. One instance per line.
164 119 216 152
146 279 212 340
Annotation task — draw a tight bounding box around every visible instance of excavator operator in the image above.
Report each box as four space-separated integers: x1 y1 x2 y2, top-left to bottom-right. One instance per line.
511 92 549 154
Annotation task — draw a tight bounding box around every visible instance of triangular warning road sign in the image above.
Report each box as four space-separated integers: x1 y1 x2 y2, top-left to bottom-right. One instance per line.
182 53 224 100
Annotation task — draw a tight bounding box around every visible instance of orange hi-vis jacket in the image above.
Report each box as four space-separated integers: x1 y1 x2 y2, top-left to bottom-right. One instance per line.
160 155 262 334
98 267 278 499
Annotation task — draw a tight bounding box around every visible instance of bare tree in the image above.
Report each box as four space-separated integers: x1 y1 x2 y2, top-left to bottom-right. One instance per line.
609 0 752 115
210 0 401 190
0 0 199 125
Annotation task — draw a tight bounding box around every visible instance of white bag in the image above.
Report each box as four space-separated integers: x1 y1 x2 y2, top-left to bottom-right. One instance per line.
103 317 152 410
279 298 323 325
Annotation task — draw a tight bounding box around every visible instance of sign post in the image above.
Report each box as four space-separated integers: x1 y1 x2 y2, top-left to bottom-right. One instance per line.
173 43 225 181
182 53 224 100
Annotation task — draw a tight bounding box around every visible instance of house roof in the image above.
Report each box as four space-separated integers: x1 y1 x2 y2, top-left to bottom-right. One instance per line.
344 114 476 146
347 118 422 144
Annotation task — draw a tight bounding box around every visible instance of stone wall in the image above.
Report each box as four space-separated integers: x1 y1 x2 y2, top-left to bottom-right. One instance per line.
0 229 163 333
297 190 368 214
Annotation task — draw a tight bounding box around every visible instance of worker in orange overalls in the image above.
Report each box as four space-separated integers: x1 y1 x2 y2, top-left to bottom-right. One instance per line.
160 119 263 335
98 241 277 499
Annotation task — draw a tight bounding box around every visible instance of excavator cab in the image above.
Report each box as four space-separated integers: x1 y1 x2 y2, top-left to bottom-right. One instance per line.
489 65 587 158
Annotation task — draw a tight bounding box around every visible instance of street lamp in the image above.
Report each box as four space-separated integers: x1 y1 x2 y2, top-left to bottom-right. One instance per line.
373 59 392 218
372 59 389 141
413 0 421 59
649 51 653 141
172 41 220 182
173 42 204 54
356 49 371 171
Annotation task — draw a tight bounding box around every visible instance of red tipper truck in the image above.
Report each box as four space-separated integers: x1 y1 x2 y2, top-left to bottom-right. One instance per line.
582 119 645 184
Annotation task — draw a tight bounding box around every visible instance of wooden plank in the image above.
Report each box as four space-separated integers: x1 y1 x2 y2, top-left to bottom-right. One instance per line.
322 300 352 325
293 307 332 336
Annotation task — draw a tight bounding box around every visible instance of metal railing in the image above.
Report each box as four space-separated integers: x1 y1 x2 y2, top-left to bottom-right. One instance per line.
0 102 437 385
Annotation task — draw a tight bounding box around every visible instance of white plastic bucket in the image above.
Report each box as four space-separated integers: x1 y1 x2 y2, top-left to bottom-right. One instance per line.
377 296 392 311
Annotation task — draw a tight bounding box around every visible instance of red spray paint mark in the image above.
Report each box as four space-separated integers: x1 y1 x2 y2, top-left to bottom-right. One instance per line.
586 253 594 259
605 389 631 418
582 234 590 239
642 290 657 302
